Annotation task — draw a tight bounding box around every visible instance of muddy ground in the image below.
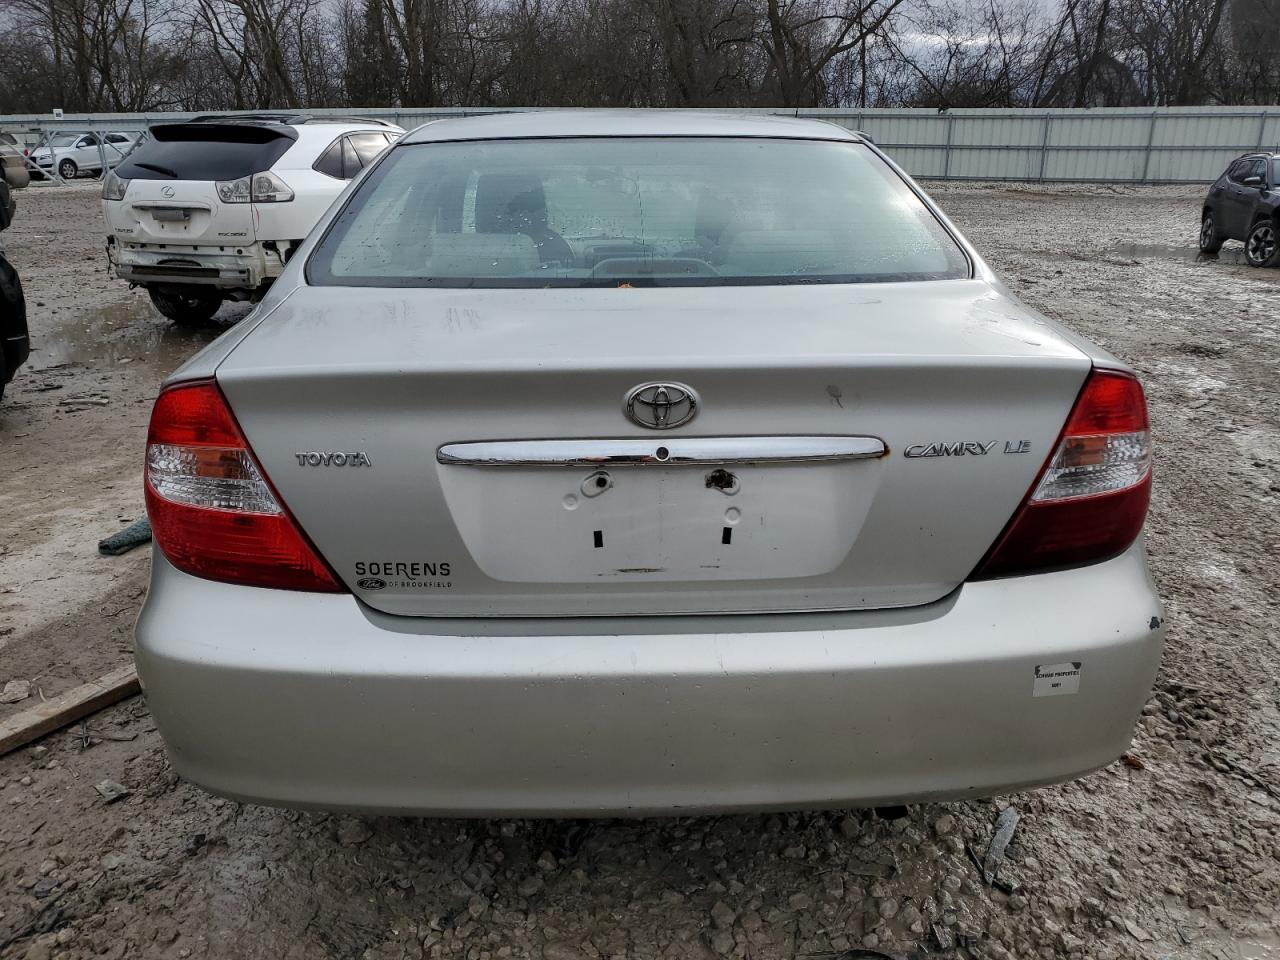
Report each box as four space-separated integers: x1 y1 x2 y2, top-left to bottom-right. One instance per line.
0 181 1277 960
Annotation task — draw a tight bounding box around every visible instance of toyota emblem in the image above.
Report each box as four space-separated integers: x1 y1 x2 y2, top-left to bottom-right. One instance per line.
624 382 698 430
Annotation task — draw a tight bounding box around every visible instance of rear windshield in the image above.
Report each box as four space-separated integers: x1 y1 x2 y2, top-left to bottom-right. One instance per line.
307 137 969 288
115 124 297 182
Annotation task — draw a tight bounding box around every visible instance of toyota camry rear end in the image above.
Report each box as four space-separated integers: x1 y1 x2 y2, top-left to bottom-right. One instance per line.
134 111 1164 816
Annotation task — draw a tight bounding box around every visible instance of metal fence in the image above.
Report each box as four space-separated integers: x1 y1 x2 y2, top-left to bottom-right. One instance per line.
4 106 1279 184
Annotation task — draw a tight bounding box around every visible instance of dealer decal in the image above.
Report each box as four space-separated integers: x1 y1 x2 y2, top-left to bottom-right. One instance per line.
1033 662 1082 697
353 560 452 590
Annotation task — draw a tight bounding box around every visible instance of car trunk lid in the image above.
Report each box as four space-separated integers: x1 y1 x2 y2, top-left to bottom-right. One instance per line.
119 178 254 247
215 279 1090 617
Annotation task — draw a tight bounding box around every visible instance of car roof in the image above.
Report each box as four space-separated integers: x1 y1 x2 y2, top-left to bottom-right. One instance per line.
400 110 865 145
48 130 136 137
190 113 400 129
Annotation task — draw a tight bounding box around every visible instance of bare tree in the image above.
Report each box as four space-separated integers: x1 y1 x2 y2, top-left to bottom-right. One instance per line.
755 0 907 105
1 0 1277 114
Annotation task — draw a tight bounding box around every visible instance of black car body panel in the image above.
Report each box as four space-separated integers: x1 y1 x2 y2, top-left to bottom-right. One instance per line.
0 178 29 387
0 253 28 385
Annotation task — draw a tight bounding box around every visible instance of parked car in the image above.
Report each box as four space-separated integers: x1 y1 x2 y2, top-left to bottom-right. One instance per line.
0 133 30 190
1200 152 1280 267
102 114 402 324
136 111 1163 816
0 162 29 401
30 130 140 181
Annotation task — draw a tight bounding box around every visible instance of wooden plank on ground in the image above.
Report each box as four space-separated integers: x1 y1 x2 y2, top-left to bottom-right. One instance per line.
0 665 140 757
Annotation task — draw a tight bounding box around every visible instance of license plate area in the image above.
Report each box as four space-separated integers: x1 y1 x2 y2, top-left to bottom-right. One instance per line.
437 460 876 584
150 207 192 223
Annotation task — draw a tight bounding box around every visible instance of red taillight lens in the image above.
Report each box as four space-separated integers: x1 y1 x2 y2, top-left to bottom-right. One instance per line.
971 368 1151 580
145 380 345 592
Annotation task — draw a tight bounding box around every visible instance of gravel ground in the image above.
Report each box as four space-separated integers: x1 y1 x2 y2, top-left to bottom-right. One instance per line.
0 181 1277 960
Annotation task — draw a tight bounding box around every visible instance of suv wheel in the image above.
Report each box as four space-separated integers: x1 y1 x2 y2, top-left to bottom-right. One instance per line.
58 159 78 181
1199 212 1224 254
1245 220 1280 268
148 286 224 325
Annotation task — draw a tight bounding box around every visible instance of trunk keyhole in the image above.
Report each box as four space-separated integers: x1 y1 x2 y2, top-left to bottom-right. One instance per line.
581 471 612 497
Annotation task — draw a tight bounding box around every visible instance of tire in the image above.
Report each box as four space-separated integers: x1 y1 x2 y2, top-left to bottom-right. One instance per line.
148 286 224 325
1199 211 1224 254
58 159 77 181
1245 219 1280 268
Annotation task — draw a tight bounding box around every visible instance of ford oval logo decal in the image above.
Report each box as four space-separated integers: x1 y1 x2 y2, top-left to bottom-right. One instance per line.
624 382 698 430
357 577 387 590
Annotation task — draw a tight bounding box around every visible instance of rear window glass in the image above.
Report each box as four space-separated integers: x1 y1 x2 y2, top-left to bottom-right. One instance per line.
349 132 390 166
115 124 297 182
307 137 969 288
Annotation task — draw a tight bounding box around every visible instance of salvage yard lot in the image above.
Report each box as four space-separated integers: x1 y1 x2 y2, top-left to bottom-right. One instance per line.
0 182 1277 960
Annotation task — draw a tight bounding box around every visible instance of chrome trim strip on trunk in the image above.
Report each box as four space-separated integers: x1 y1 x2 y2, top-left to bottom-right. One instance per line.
437 436 887 467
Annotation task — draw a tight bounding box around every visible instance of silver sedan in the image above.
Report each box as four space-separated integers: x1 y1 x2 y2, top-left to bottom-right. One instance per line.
135 111 1163 815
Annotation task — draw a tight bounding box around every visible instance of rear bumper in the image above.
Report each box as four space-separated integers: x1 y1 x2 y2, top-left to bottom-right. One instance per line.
136 546 1164 816
108 239 282 289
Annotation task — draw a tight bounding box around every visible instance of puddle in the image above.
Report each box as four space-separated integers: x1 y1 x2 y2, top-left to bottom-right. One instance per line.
1232 935 1280 960
1111 243 1249 265
28 299 253 372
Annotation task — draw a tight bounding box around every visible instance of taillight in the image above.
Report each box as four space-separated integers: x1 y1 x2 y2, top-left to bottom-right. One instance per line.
215 171 294 203
144 380 345 592
971 368 1151 580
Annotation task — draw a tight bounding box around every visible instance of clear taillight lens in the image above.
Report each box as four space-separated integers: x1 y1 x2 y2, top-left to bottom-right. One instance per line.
215 176 250 203
1031 371 1151 502
971 368 1152 580
145 380 343 592
101 170 130 200
215 171 293 204
146 444 282 514
251 171 293 202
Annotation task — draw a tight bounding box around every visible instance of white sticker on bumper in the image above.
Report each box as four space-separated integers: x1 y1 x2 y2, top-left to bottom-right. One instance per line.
1033 661 1081 697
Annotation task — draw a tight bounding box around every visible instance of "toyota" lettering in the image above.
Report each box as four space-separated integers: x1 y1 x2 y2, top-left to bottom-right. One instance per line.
295 451 373 467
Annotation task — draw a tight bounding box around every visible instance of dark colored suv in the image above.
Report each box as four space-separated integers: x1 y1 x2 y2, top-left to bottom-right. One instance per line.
1201 153 1280 268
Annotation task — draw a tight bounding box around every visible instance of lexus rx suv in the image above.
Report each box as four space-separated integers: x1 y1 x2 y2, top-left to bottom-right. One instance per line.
136 111 1164 815
102 115 402 324
1200 152 1280 267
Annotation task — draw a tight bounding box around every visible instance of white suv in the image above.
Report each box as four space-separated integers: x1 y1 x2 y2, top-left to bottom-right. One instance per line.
102 114 402 324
